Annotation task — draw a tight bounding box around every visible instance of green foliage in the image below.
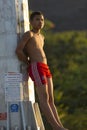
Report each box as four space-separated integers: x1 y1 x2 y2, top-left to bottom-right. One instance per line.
43 19 55 31
42 26 87 130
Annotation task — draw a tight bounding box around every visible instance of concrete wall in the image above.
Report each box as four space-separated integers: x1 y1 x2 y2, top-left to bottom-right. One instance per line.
0 0 18 114
0 0 30 128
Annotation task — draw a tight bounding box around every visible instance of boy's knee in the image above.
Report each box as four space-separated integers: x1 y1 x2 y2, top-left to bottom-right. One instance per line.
38 90 48 101
40 95 49 103
39 99 49 110
36 85 49 104
49 95 54 103
39 94 49 106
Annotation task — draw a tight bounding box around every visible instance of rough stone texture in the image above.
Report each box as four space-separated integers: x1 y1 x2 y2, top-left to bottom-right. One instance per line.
29 0 87 31
0 0 30 128
0 0 17 113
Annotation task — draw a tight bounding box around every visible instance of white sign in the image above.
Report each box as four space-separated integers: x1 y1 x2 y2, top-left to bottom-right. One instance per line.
4 72 23 102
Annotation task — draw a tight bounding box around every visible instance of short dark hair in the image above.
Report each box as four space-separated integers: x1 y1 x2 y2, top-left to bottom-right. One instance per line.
30 11 44 21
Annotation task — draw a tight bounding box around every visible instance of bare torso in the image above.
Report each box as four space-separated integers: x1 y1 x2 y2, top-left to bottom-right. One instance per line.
24 31 47 64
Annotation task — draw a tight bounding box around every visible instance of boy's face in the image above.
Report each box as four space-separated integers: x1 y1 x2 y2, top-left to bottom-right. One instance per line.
30 15 44 30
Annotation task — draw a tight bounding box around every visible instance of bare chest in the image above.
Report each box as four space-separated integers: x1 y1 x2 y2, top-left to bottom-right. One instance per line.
31 35 44 48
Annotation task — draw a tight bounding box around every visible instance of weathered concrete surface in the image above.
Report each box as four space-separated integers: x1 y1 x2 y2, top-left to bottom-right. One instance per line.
0 0 18 113
0 0 30 128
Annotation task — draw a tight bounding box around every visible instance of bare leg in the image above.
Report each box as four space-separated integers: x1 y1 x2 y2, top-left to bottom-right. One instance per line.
35 84 64 130
47 78 65 128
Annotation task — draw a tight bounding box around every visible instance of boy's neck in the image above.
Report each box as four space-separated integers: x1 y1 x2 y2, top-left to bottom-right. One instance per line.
31 29 41 35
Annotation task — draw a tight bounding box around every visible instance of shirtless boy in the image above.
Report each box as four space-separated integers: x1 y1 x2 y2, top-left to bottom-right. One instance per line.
16 11 68 130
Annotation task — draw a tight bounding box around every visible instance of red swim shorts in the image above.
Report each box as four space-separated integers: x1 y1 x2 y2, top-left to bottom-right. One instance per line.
27 62 52 86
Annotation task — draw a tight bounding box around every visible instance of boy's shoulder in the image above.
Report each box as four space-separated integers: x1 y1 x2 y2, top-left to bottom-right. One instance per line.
24 31 34 38
24 31 45 40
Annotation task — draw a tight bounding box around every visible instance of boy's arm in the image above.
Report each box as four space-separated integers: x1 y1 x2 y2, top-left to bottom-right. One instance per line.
16 31 32 64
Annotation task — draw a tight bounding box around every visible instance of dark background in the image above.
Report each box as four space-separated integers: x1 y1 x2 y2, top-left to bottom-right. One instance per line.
29 0 87 31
